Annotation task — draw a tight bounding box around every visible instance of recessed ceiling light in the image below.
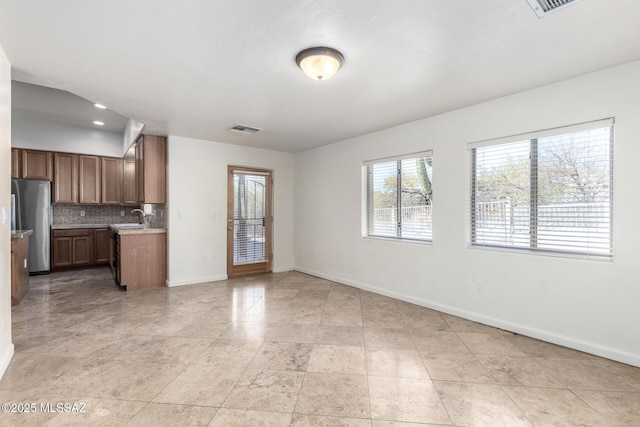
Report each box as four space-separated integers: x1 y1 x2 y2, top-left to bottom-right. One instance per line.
94 103 107 109
93 121 104 126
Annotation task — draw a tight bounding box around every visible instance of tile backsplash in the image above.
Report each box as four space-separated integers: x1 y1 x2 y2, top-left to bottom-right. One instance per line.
53 204 166 227
141 203 166 228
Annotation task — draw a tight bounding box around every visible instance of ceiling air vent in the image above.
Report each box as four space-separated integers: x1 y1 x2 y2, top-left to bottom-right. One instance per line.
228 124 262 134
525 0 582 18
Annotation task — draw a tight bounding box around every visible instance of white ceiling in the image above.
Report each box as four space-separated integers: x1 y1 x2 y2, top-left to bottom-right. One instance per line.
1 0 639 153
12 81 129 133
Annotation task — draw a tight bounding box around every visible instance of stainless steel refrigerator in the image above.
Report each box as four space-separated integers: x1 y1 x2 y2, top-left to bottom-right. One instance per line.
11 179 52 274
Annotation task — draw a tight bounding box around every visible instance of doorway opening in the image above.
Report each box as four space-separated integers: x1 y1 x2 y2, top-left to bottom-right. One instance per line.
227 166 273 277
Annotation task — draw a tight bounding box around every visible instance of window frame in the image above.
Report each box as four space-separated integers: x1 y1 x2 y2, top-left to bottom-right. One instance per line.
467 118 614 260
362 150 433 243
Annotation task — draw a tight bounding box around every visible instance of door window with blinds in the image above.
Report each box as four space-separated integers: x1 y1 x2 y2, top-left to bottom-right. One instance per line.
469 118 613 259
227 167 273 277
363 151 433 242
233 172 267 263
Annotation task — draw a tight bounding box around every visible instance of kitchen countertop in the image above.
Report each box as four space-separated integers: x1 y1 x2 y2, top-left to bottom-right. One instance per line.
11 229 33 239
52 224 114 230
51 223 166 235
110 224 167 235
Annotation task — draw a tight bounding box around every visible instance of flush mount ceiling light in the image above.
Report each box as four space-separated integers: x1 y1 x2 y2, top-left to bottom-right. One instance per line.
296 47 344 81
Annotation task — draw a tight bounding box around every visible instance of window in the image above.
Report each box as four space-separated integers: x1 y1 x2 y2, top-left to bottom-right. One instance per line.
469 118 613 259
363 151 433 242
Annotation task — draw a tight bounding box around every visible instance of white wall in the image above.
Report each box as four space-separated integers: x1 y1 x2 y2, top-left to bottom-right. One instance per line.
0 44 14 379
295 60 640 367
12 108 123 157
167 135 295 286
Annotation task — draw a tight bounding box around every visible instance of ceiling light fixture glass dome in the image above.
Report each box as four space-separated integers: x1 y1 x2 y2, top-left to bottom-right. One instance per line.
296 47 344 81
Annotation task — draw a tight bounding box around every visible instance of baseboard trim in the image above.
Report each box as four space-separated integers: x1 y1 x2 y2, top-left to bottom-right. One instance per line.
0 342 15 380
166 268 295 287
295 266 640 368
166 274 228 287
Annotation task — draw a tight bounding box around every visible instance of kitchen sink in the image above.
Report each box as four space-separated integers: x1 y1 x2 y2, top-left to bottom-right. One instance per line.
116 223 145 229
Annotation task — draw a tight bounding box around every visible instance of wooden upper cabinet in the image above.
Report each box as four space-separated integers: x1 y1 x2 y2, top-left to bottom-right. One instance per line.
78 155 101 204
11 148 20 179
101 157 123 204
136 135 166 203
16 145 165 205
21 149 53 181
135 139 144 202
53 152 78 204
11 236 29 305
123 159 137 205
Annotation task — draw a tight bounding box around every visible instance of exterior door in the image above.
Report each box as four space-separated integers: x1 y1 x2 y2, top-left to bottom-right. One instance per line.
227 166 273 277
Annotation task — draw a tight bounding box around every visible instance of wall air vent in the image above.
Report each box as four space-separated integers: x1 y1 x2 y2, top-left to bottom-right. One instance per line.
525 0 582 18
228 124 262 134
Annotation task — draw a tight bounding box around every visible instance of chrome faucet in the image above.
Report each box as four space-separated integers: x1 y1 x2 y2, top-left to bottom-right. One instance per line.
131 209 146 224
132 208 155 225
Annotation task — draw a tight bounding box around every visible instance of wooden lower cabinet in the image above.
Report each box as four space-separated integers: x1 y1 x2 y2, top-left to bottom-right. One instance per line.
52 236 73 267
11 236 30 305
94 229 111 264
72 235 92 265
51 228 95 268
51 228 167 292
119 232 166 290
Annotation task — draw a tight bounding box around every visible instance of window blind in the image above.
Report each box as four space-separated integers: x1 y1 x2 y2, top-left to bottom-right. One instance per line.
469 119 613 259
233 172 269 265
363 151 433 242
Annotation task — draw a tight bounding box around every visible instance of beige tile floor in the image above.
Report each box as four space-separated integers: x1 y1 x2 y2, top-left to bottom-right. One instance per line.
1 268 639 426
